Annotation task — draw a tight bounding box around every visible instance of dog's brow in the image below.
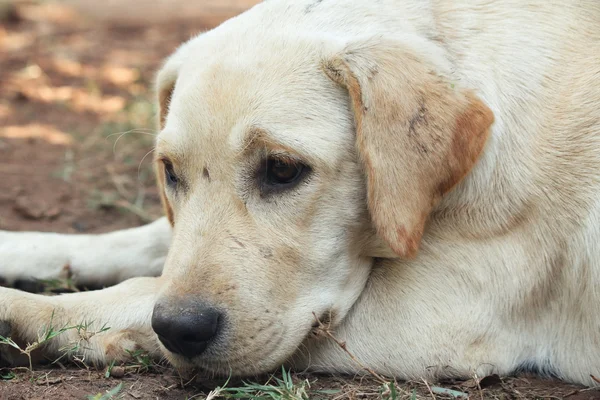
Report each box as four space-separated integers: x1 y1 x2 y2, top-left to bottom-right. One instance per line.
156 150 181 163
237 127 262 154
239 127 281 153
238 127 311 162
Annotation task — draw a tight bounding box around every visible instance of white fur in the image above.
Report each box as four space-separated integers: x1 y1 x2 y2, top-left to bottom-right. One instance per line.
0 0 598 387
0 218 170 286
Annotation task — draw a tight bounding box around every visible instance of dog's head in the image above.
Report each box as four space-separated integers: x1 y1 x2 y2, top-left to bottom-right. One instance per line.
150 17 493 375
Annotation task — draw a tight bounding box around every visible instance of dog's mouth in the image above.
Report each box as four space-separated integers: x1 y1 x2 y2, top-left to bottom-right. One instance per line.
161 324 289 375
166 346 285 377
161 311 337 376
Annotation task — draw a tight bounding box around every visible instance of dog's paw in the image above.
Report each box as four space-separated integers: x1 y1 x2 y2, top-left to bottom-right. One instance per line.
0 320 27 368
0 287 58 367
0 320 13 367
0 231 71 289
0 320 10 339
0 290 25 366
0 315 29 368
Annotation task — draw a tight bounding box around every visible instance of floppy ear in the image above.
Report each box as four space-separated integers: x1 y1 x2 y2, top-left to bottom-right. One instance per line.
154 47 188 225
323 39 494 258
155 59 179 130
154 77 176 225
155 38 198 128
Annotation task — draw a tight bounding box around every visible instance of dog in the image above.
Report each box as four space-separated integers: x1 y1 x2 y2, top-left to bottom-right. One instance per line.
1 0 599 387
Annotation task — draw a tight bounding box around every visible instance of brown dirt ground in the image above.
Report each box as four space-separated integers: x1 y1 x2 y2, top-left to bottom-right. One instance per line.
0 1 599 398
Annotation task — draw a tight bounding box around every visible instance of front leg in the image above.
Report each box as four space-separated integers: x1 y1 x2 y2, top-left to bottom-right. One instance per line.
0 277 162 367
0 217 171 289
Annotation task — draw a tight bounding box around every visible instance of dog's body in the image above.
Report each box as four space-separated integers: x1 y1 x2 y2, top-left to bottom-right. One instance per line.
1 0 599 386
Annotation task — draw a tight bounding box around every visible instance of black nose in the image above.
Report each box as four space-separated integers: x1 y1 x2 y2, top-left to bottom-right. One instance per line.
151 300 222 358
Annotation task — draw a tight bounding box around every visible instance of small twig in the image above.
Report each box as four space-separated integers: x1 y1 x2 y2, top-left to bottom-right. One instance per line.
591 374 600 384
421 378 437 400
311 312 388 385
565 387 597 398
183 372 199 387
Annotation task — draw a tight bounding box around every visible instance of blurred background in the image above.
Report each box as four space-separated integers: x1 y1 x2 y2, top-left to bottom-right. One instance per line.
0 0 260 234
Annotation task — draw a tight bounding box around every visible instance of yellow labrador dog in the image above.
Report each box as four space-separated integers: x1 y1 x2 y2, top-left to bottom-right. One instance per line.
1 0 599 387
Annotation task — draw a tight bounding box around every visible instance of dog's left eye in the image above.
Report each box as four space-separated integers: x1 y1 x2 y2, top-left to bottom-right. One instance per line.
163 161 178 187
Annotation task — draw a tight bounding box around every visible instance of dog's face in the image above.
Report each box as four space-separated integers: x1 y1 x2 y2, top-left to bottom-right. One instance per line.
151 26 493 375
153 39 373 374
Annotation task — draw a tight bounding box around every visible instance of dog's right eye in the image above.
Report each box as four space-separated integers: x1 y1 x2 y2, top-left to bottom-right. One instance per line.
163 161 178 187
258 156 310 196
266 159 304 185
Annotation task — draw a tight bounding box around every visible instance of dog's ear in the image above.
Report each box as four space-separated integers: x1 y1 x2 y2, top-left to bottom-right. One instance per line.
157 82 175 131
155 74 176 225
155 57 180 130
155 39 197 129
154 44 191 225
323 39 494 258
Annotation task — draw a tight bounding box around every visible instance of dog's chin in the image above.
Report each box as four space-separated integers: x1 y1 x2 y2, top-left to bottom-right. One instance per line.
158 326 314 377
162 352 196 373
163 351 288 377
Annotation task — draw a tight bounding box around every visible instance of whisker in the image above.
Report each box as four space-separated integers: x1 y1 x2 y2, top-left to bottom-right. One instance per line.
138 147 157 178
111 130 134 155
105 128 159 140
105 129 135 141
106 129 160 155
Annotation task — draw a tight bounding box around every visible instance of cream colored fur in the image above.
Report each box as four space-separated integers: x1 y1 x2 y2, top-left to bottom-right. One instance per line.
1 0 599 387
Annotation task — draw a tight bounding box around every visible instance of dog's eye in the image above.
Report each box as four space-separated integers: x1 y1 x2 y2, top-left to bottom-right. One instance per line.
260 157 309 194
163 161 178 187
267 159 303 185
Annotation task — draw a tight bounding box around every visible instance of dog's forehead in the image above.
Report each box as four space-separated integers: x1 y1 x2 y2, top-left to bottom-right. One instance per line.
161 37 354 167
